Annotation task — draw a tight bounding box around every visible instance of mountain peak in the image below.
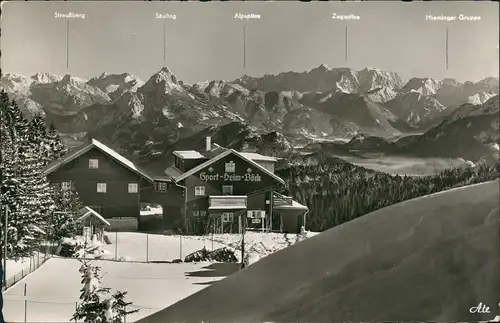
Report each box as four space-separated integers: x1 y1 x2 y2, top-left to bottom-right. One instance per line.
477 77 499 87
159 66 174 76
140 66 183 94
401 77 441 95
60 74 87 85
361 67 380 72
310 64 331 74
357 68 404 92
147 66 178 83
31 72 61 84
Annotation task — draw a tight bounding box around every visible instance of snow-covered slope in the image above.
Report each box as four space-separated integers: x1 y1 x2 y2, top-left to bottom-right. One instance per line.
87 72 145 100
29 74 111 115
400 77 442 96
137 180 499 323
386 91 447 127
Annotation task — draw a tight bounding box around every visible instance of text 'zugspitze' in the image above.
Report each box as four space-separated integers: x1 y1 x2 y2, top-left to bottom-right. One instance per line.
332 13 360 20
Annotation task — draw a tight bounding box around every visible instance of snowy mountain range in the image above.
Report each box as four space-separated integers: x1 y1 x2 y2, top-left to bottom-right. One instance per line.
0 66 498 162
397 94 499 162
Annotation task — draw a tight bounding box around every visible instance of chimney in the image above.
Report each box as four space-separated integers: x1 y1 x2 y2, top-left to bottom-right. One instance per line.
206 136 211 152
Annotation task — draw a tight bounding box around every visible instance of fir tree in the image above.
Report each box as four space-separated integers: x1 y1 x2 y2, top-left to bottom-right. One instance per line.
46 122 68 161
7 98 29 140
28 114 52 166
27 115 67 166
0 91 23 260
50 182 82 243
12 138 55 257
0 91 56 258
278 162 499 232
73 260 139 323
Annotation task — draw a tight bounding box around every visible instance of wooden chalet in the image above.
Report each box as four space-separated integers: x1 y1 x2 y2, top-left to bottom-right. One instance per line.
164 137 308 234
43 137 308 234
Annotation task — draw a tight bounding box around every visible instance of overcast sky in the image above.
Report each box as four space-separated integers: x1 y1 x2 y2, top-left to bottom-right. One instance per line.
1 1 498 84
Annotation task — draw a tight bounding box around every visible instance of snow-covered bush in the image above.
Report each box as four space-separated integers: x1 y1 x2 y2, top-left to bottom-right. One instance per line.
60 236 111 259
184 247 237 263
60 239 84 258
72 260 138 323
184 247 210 262
207 247 238 263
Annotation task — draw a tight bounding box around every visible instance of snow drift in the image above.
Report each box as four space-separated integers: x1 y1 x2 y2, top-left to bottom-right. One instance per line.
137 180 500 323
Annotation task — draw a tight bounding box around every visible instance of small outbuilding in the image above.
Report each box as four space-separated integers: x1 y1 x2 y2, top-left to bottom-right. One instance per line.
77 206 111 242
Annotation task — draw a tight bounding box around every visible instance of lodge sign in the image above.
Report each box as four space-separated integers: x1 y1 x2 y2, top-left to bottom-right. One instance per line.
199 172 262 182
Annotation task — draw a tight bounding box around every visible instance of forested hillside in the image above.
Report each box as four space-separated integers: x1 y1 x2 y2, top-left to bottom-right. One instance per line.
277 162 499 231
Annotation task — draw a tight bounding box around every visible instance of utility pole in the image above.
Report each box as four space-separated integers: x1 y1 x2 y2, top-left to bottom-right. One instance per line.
269 191 274 232
240 211 246 270
3 205 8 288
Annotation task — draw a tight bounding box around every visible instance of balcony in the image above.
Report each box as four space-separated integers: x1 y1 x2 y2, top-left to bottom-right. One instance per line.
273 193 293 207
209 196 247 210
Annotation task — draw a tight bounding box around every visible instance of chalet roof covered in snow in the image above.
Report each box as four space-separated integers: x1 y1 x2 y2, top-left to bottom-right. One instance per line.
77 206 111 226
172 150 207 160
173 149 286 185
273 192 308 211
43 139 154 183
238 152 278 163
163 165 184 179
173 141 278 163
174 150 278 162
274 199 308 211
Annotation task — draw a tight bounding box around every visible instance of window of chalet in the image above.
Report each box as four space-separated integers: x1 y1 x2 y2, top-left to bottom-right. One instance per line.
155 182 168 193
225 161 235 173
89 159 99 169
61 181 72 191
97 183 107 193
128 183 138 193
222 212 233 223
194 185 206 196
174 157 180 169
247 210 265 218
193 210 207 217
221 185 233 195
